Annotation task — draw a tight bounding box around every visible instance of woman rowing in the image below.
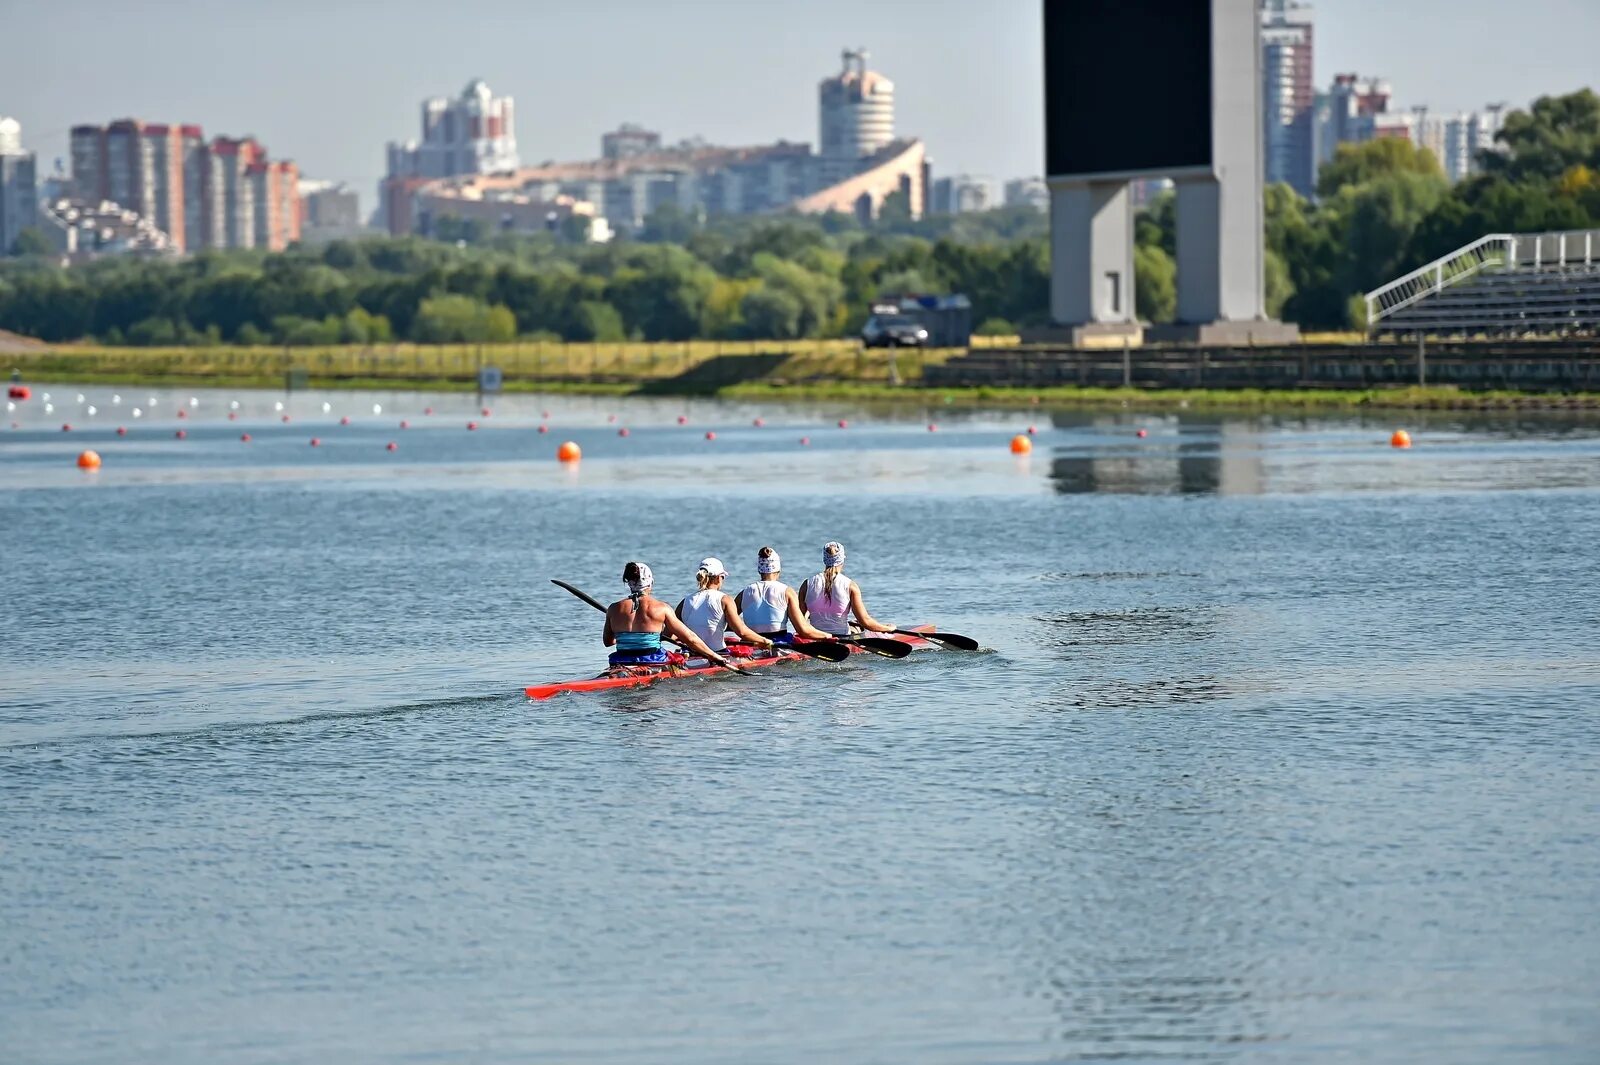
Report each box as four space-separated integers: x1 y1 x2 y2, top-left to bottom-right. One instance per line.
735 547 837 645
801 541 896 637
605 561 732 670
676 557 777 659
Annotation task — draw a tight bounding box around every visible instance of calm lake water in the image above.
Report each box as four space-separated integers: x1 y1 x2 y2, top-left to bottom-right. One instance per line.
4 387 1599 1064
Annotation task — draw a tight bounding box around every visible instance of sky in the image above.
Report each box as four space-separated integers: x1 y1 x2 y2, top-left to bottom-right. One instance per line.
3 0 1597 205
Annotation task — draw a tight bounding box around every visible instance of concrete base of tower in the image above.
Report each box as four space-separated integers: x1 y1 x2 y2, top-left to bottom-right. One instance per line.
1021 321 1144 349
1145 320 1301 346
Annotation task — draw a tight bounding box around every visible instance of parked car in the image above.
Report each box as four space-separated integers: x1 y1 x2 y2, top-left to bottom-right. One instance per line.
861 313 930 348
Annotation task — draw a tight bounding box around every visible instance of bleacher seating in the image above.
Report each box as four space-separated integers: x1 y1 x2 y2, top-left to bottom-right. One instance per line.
1366 229 1600 338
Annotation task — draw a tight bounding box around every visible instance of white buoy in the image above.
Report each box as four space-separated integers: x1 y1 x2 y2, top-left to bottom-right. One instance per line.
321 401 332 413
274 401 284 412
44 403 54 413
87 405 98 415
132 407 143 418
147 397 157 406
372 403 382 415
76 393 86 403
189 397 199 407
230 400 240 410
112 394 122 404
5 402 13 412
42 392 51 401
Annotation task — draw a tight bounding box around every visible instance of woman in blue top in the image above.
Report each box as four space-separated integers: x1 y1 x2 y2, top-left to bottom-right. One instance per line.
604 561 729 669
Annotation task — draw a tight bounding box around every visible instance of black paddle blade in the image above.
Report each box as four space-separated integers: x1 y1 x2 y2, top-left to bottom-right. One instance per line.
785 640 850 663
897 629 980 651
849 637 913 659
552 578 608 614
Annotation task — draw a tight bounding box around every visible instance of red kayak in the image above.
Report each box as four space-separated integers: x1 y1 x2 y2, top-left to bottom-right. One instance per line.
525 626 933 700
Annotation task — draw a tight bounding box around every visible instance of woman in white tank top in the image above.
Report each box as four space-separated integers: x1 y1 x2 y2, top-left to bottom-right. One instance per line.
675 557 775 657
735 547 835 643
800 541 896 637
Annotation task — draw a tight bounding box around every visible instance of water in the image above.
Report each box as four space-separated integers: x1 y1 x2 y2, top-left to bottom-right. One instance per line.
4 387 1599 1063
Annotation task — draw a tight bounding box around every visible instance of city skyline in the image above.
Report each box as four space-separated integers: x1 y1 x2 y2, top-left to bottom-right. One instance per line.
3 0 1597 196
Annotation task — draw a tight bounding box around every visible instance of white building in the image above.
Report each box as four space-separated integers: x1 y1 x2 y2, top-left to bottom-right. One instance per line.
1003 177 1049 211
0 116 39 254
818 49 894 185
386 79 519 182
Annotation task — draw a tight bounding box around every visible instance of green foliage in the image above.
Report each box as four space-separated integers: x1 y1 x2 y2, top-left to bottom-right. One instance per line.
974 317 1016 336
573 300 625 342
1133 244 1176 323
1317 138 1445 198
1483 89 1600 182
412 294 517 343
9 227 51 257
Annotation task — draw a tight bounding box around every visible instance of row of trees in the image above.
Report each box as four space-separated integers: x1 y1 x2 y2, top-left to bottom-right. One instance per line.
1 90 1596 343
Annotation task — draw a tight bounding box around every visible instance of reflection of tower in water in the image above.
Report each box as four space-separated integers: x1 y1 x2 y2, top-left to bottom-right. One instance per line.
1047 416 1266 496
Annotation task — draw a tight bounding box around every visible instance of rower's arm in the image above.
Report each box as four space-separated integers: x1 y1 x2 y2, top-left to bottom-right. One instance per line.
848 582 895 633
722 594 773 648
602 607 617 647
663 610 729 664
786 588 832 640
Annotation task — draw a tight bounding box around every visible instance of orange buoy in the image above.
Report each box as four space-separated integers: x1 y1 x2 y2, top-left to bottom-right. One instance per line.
928 423 938 432
1136 428 1148 439
557 440 581 462
1010 434 1033 455
837 419 849 429
1391 429 1412 448
76 450 101 469
677 415 688 425
8 385 30 400
1026 425 1037 435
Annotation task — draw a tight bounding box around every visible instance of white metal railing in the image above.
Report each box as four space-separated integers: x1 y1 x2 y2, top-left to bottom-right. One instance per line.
1365 229 1600 330
1364 234 1514 328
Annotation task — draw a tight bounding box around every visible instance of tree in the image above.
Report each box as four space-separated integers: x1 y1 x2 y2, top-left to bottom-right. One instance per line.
9 227 52 257
1134 244 1176 323
739 286 804 339
1484 89 1600 182
973 317 1017 336
411 294 517 343
572 300 625 342
1317 138 1445 198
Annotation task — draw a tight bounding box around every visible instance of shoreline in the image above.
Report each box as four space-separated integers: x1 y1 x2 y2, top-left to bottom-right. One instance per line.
13 367 1600 413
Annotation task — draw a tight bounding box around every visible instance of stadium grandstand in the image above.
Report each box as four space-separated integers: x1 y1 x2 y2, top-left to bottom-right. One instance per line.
1366 229 1600 338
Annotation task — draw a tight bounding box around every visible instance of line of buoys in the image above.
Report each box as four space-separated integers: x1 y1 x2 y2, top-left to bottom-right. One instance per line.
1010 434 1033 454
557 441 581 462
1391 429 1412 448
77 450 101 469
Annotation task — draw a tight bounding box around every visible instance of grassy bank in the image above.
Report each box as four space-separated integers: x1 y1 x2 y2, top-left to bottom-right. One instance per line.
9 341 1600 412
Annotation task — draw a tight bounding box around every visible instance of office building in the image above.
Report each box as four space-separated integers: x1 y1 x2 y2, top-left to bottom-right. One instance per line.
298 180 364 242
601 124 662 161
931 174 997 214
1 117 39 255
1260 0 1316 197
1414 106 1507 182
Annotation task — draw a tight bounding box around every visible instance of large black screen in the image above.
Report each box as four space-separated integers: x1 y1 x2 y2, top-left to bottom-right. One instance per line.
1044 0 1213 177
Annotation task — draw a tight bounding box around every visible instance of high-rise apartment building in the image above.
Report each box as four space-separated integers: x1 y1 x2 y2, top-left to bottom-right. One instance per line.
383 79 520 234
1412 106 1507 183
70 120 299 252
931 174 997 214
0 116 39 255
818 49 895 184
1260 0 1316 197
1317 74 1395 171
1003 177 1049 212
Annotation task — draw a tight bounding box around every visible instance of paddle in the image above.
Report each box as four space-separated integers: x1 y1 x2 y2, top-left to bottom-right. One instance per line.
838 635 913 659
550 578 757 677
893 628 980 651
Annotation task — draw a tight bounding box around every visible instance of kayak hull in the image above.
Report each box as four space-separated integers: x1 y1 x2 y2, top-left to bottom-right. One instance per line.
525 625 933 701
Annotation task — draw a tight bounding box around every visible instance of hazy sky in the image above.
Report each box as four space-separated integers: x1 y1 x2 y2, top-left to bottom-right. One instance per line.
4 0 1597 202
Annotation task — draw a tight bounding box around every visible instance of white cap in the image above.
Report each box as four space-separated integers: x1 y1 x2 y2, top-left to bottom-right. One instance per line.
698 557 727 578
